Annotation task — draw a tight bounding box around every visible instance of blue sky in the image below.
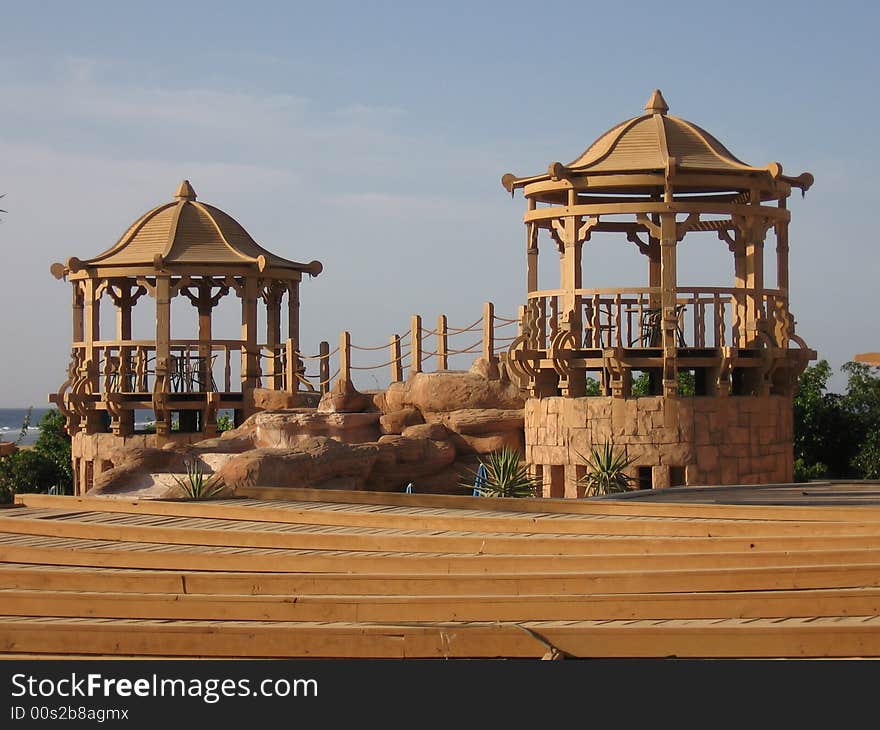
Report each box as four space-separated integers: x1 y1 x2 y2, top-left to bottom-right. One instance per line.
0 1 877 405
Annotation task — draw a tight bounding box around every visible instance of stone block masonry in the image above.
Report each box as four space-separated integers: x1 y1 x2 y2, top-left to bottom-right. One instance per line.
526 395 793 496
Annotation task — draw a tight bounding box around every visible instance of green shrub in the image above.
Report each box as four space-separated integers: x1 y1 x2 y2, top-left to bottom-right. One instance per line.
793 457 828 483
0 408 72 503
852 429 880 480
461 447 541 498
576 440 637 496
171 459 226 500
216 414 233 432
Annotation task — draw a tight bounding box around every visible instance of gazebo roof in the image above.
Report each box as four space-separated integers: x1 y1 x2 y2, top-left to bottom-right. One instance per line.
502 90 813 194
52 181 322 279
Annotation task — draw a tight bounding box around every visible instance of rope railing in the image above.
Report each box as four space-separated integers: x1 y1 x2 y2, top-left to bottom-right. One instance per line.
253 301 514 396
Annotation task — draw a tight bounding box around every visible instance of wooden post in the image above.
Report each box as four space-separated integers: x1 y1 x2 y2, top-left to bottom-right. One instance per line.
732 227 747 347
287 281 300 354
776 198 790 292
390 335 402 383
411 315 422 374
319 341 330 394
154 275 171 436
483 302 494 363
285 339 297 394
241 277 258 391
437 315 448 370
339 330 351 386
526 199 538 293
72 282 84 344
659 212 678 397
263 282 283 390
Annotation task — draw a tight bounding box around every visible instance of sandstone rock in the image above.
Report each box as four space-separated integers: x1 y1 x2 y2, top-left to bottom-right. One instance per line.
366 438 457 491
376 435 426 463
385 371 525 413
216 437 380 492
469 356 500 381
249 387 320 411
317 379 373 414
379 408 424 435
427 408 524 435
452 431 525 456
252 410 380 447
402 422 450 441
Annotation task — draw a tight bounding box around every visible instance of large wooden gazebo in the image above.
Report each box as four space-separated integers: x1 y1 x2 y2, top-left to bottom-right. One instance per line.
49 181 321 492
504 91 816 493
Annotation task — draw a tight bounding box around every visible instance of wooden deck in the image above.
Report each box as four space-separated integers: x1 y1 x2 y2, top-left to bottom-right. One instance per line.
3 485 880 658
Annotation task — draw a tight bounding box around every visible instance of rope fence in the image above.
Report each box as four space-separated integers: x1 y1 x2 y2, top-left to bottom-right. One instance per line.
254 301 515 395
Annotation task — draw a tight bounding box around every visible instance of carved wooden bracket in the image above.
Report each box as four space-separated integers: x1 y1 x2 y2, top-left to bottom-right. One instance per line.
626 231 650 256
675 212 702 241
635 214 661 239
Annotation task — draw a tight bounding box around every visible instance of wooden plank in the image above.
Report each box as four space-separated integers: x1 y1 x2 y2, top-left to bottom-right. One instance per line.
231 485 880 523
4 587 880 622
2 616 880 658
5 511 880 554
2 538 880 574
19 494 880 536
3 562 880 597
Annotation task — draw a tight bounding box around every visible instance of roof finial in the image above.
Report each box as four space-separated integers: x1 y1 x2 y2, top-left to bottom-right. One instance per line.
174 180 197 201
644 89 669 115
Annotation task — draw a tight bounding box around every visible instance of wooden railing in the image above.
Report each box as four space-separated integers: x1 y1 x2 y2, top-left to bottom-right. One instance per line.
524 287 790 351
78 339 243 396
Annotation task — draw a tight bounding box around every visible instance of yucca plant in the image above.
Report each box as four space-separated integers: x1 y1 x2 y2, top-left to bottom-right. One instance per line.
460 446 542 498
170 459 226 500
576 440 637 497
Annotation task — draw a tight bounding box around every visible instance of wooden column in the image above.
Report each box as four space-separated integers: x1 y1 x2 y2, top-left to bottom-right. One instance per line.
287 280 301 395
264 282 283 390
154 275 172 436
732 227 747 348
776 198 790 292
648 213 661 308
743 217 765 347
287 280 300 351
557 207 585 396
72 282 84 344
112 283 135 435
659 212 678 396
526 199 538 293
241 276 259 392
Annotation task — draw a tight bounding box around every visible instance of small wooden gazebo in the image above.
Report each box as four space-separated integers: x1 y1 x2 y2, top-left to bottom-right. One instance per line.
503 91 816 492
50 181 321 491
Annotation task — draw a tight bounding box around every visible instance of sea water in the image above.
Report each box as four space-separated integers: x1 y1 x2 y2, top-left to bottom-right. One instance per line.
0 408 235 446
0 408 51 447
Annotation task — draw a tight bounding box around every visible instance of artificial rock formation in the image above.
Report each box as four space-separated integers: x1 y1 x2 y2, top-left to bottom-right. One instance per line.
89 366 528 499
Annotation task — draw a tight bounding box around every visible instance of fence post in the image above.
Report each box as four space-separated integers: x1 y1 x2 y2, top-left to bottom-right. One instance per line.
285 339 297 394
437 314 448 371
319 341 330 394
339 330 351 386
483 301 495 363
390 334 402 383
410 315 422 375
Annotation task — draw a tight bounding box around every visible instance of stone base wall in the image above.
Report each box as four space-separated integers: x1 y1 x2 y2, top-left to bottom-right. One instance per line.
525 395 794 497
71 431 209 495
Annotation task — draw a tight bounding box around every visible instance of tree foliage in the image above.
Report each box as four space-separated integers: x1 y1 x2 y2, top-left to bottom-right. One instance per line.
793 360 880 481
0 409 72 503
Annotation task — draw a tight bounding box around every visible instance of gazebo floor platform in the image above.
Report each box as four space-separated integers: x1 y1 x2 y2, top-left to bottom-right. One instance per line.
2 486 880 659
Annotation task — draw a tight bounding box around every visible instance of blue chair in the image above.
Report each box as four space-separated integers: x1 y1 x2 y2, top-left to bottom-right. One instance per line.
473 464 488 497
